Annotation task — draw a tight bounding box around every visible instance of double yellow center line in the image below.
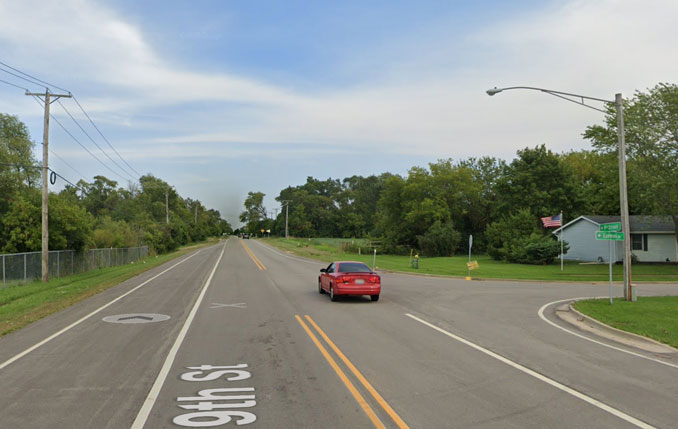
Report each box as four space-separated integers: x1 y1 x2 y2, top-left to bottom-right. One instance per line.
296 315 408 429
240 239 266 270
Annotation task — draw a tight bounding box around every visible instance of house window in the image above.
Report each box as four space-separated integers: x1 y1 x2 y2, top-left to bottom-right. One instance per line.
631 234 648 251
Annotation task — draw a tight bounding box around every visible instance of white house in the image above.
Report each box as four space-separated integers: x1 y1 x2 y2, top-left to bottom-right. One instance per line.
553 215 678 263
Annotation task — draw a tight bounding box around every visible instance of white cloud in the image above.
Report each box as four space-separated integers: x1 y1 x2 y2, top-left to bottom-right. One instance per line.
2 0 678 173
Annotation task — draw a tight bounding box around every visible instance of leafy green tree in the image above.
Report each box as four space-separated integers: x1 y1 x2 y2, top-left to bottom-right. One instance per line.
559 150 620 215
0 113 40 215
495 145 582 221
0 191 41 253
240 191 267 234
417 220 461 257
48 193 94 251
584 83 678 241
486 208 567 264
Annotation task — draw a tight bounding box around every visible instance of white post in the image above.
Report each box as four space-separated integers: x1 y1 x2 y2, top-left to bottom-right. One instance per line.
373 248 377 271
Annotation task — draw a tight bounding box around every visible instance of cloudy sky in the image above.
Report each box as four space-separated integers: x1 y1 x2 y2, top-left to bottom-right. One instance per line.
1 0 677 226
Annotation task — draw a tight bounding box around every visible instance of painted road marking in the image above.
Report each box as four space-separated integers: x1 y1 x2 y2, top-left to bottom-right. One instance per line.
0 249 203 371
239 240 266 270
102 313 170 324
174 364 256 427
406 313 656 429
210 303 247 309
295 315 386 429
132 244 227 429
305 315 409 429
538 297 678 370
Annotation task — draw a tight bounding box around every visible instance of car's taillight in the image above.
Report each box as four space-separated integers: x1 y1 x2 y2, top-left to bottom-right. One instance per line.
370 275 379 283
340 275 350 284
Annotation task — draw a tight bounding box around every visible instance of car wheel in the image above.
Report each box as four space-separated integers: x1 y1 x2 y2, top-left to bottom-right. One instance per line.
330 285 337 302
370 294 380 302
318 279 325 294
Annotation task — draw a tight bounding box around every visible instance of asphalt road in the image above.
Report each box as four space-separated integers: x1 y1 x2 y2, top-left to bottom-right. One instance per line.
0 237 676 428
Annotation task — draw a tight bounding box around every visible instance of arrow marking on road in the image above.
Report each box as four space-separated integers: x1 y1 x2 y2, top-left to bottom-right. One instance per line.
102 314 171 324
119 315 153 321
210 302 247 309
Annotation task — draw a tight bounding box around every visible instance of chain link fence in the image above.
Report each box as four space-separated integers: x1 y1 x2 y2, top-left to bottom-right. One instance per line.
1 246 149 288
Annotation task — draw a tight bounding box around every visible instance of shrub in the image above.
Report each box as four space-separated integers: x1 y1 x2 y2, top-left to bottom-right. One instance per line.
416 221 461 257
486 209 567 264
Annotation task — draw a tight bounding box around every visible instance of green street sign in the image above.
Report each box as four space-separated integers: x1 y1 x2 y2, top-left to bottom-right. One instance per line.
599 222 621 232
596 231 625 241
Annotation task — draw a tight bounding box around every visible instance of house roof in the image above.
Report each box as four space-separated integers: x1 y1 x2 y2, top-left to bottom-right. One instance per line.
557 215 675 233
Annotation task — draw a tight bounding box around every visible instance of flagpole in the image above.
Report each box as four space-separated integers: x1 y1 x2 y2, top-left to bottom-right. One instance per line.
560 212 564 271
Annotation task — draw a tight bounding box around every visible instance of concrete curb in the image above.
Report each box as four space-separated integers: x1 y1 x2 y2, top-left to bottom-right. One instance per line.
555 301 678 354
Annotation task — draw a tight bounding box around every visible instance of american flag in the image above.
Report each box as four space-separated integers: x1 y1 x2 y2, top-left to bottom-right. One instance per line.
541 214 562 228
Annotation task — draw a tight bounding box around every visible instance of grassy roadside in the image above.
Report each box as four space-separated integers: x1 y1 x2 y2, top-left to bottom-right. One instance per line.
573 297 678 348
0 238 221 337
262 237 678 282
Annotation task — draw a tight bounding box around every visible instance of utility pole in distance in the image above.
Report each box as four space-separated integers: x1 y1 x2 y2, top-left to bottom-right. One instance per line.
26 89 72 282
282 201 291 239
165 188 170 225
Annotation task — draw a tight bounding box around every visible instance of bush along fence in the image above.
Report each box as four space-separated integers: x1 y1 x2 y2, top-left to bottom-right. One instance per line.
1 246 149 288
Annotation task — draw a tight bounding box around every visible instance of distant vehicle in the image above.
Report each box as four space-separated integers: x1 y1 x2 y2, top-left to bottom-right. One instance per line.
318 261 380 302
242 233 250 239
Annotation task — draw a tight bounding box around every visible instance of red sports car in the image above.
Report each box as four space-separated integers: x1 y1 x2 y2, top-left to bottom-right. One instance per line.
318 261 381 302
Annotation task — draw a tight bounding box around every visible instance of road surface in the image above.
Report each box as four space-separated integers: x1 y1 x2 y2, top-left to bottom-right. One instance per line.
0 238 676 428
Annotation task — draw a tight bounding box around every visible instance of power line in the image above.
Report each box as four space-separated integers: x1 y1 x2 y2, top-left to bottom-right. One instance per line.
1 59 142 182
0 60 70 93
0 162 88 195
0 77 29 92
72 95 141 177
0 64 46 90
31 95 129 182
56 98 136 181
50 149 87 182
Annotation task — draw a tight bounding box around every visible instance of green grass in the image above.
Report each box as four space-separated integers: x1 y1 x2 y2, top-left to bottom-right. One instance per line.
574 297 678 348
0 238 220 336
262 237 678 282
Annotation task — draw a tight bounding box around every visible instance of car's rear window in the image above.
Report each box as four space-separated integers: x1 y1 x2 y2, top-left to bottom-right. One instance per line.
337 262 372 273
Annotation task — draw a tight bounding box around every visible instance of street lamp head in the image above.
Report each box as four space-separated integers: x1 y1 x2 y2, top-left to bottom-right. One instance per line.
486 87 503 96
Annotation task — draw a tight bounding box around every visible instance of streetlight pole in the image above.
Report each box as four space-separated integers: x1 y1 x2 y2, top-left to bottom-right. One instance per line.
487 86 632 301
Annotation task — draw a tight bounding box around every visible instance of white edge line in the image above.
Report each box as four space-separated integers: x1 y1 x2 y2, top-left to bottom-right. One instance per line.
537 297 678 370
405 313 656 429
131 242 227 428
0 249 203 371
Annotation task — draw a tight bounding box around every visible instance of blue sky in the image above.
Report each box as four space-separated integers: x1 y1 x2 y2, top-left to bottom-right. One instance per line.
1 0 678 226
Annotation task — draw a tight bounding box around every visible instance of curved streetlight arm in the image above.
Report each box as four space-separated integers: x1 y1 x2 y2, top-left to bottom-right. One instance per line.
486 84 633 301
486 86 613 113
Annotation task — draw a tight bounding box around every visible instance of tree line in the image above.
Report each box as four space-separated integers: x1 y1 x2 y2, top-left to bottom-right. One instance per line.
0 113 232 255
241 83 678 263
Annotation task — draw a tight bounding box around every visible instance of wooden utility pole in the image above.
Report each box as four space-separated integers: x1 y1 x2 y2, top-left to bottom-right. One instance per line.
25 89 72 282
165 188 170 225
282 201 291 239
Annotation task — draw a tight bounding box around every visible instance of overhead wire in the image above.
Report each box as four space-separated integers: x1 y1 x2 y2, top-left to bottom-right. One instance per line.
49 149 87 182
0 162 89 195
0 60 70 93
2 59 146 192
1 59 140 181
0 64 46 90
0 78 30 92
31 95 128 182
72 95 141 177
55 98 136 181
